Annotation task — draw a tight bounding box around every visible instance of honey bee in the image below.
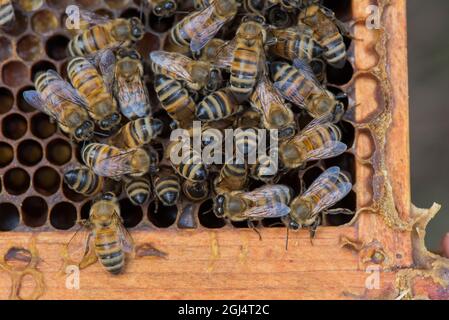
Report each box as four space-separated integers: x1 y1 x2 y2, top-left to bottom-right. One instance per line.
279 114 346 169
169 0 238 52
298 4 348 68
67 52 121 131
234 107 261 129
68 11 144 57
67 192 133 274
153 168 181 206
182 180 209 202
23 70 94 141
250 75 296 139
166 142 208 182
269 26 323 62
213 184 293 227
64 166 104 196
124 176 152 206
111 117 163 149
150 50 220 92
115 48 151 120
230 20 266 98
82 143 150 179
270 58 344 120
0 0 14 27
196 88 242 122
153 74 196 129
149 0 177 17
214 160 248 194
284 166 352 237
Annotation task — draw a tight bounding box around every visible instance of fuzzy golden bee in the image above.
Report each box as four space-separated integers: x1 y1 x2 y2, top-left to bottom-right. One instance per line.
153 168 181 206
67 51 121 131
0 0 14 27
124 176 152 206
64 166 104 197
279 115 347 169
68 11 144 57
23 70 94 141
230 20 267 98
284 166 352 237
269 26 323 62
111 117 163 149
250 75 296 139
169 0 237 52
82 143 150 179
153 74 196 129
150 50 220 92
271 59 345 120
67 192 133 274
115 48 152 120
298 4 348 68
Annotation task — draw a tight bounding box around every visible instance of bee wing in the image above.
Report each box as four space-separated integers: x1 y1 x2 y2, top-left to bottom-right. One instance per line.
254 76 286 116
113 213 134 254
65 222 94 265
241 202 291 218
79 9 111 26
273 79 306 108
240 185 292 218
150 51 193 83
22 90 47 114
212 39 236 68
116 75 150 116
292 58 322 87
303 141 347 161
300 113 336 133
187 5 228 52
303 167 352 215
97 149 143 177
45 70 88 108
98 49 117 92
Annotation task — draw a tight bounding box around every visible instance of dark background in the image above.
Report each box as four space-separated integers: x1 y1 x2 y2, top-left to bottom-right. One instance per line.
408 0 449 251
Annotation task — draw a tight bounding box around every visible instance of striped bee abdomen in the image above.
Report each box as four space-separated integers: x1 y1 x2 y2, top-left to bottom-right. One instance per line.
94 228 124 274
196 88 239 121
64 167 104 196
0 0 14 27
154 173 181 206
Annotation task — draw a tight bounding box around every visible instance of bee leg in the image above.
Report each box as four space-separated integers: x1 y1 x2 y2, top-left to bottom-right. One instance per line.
248 220 262 241
325 208 354 215
309 216 321 245
299 178 306 195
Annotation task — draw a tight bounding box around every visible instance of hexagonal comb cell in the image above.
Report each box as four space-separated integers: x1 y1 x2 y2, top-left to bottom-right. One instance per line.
120 198 143 228
2 113 27 140
33 166 61 196
50 202 77 230
46 139 72 165
17 34 43 61
0 87 14 114
2 61 29 87
22 196 48 228
0 37 13 61
4 168 30 195
0 142 14 168
17 140 43 166
31 113 57 139
0 203 20 231
148 202 177 228
45 35 70 61
32 10 59 35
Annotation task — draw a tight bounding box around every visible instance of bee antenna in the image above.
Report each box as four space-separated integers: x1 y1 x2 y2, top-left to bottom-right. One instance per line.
285 227 289 251
94 131 110 137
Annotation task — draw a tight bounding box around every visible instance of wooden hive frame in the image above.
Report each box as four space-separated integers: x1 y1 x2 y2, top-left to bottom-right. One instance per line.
0 0 448 300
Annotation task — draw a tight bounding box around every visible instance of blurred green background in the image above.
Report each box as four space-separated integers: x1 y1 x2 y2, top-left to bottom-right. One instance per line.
408 0 449 251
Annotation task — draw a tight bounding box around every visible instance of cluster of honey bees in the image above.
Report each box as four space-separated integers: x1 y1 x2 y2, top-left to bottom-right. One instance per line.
9 0 355 274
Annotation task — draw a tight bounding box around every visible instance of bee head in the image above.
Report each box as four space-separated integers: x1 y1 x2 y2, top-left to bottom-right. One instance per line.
129 17 144 40
154 0 177 17
74 120 94 141
238 21 264 41
213 194 228 218
117 49 141 78
278 125 296 139
99 112 122 131
204 68 222 93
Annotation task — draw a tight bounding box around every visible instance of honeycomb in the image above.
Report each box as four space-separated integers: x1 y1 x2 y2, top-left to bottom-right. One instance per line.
0 0 358 232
